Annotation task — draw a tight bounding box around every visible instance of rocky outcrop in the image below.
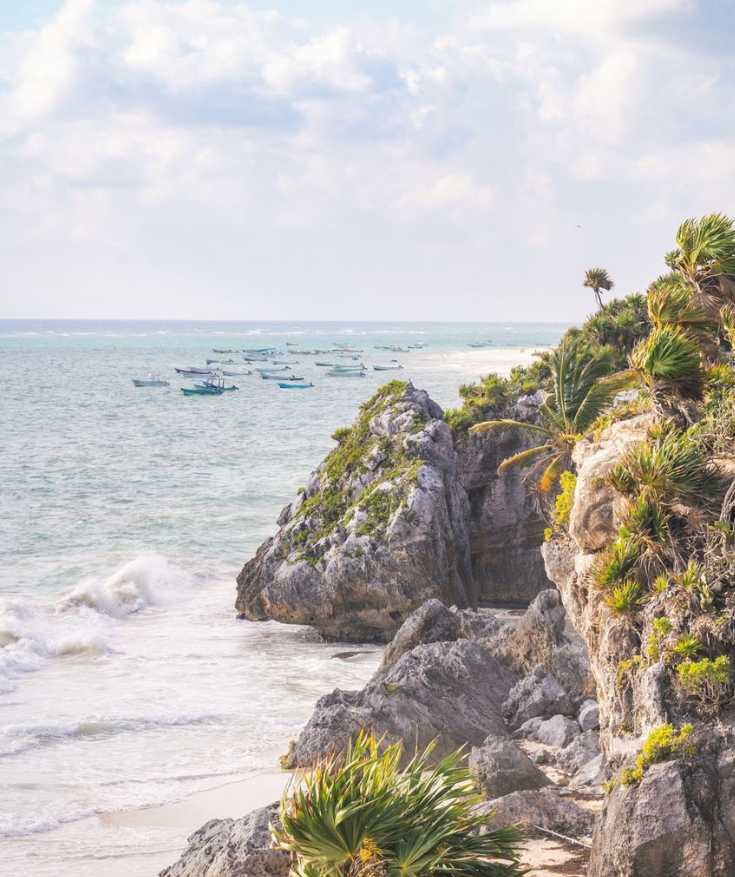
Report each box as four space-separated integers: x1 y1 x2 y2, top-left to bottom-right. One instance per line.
237 382 552 642
456 396 552 604
237 382 474 642
282 639 516 768
377 599 461 673
543 414 735 873
160 803 288 877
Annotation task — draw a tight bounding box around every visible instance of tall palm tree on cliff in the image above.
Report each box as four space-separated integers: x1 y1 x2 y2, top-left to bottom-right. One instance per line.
584 267 614 311
469 338 627 492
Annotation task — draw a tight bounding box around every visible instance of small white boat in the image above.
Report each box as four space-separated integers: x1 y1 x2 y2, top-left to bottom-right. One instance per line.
262 372 304 380
132 375 170 387
373 364 403 371
175 367 214 376
222 369 251 376
326 369 365 378
256 366 291 375
278 381 314 389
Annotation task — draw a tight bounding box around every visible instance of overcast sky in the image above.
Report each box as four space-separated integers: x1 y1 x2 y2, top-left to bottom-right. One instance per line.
1 0 733 321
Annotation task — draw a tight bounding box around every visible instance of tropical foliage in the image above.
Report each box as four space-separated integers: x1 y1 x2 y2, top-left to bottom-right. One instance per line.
584 267 614 310
273 732 525 877
668 213 735 315
469 338 629 491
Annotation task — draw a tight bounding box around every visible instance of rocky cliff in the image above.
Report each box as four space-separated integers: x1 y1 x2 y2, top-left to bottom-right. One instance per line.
543 415 735 876
237 381 550 641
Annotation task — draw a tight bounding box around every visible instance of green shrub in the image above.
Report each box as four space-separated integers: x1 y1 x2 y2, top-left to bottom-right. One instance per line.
606 581 643 614
646 617 673 661
608 429 719 507
594 534 641 589
553 471 577 527
671 634 702 661
273 732 525 877
676 655 731 714
621 723 694 785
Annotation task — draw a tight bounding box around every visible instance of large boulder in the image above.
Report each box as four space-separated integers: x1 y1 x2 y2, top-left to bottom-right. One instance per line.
282 639 516 768
502 667 573 729
160 803 288 877
480 788 595 837
236 383 475 642
378 599 461 673
469 737 551 798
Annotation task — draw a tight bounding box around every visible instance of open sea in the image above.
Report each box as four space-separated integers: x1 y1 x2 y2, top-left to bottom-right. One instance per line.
0 320 565 876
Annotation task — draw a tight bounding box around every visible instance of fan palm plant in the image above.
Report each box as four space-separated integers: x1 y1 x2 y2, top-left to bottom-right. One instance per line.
469 338 628 492
624 325 705 423
584 267 614 310
668 213 735 315
273 732 524 877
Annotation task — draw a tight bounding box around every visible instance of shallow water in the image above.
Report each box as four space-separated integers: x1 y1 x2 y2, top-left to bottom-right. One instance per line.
0 320 565 874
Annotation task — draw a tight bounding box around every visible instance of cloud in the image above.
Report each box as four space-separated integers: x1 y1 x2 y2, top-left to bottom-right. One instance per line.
0 0 732 320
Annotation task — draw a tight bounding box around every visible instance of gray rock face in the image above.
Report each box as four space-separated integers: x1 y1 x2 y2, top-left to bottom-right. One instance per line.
283 639 516 768
589 736 735 876
480 788 595 837
502 667 573 729
469 737 551 798
578 699 600 732
486 589 592 706
569 754 605 792
532 714 580 748
160 803 288 877
237 383 475 642
557 730 600 775
456 421 552 604
378 599 461 674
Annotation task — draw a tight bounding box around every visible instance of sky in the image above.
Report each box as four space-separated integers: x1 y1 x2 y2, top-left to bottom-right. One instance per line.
1 0 734 322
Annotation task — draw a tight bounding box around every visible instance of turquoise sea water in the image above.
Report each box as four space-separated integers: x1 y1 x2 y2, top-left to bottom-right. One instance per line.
0 320 565 875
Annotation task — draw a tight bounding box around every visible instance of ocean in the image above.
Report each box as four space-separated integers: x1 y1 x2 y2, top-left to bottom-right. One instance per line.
0 320 565 875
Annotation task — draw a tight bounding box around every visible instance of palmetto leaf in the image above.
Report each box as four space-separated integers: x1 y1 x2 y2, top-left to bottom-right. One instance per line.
584 267 614 292
647 274 716 338
675 213 735 280
630 325 704 400
469 419 550 437
572 371 637 432
496 444 554 473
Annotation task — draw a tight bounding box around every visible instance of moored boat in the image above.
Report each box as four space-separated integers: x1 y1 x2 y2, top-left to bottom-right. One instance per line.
175 366 213 376
181 384 224 396
222 369 251 376
373 364 403 371
278 381 314 389
262 372 303 380
132 375 170 387
326 369 365 377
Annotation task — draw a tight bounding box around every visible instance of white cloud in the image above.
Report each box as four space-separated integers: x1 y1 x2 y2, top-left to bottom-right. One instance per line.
0 0 730 320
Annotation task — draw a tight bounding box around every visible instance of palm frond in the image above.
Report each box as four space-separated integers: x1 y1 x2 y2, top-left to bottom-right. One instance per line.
630 325 705 400
497 443 554 473
647 273 717 337
469 419 550 437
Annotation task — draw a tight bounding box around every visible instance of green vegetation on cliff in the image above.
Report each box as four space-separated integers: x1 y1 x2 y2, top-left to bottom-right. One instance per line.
285 381 425 563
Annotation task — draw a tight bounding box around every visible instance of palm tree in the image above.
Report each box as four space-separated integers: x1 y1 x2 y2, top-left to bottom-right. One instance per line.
647 273 716 343
469 338 627 492
584 267 614 310
668 213 735 315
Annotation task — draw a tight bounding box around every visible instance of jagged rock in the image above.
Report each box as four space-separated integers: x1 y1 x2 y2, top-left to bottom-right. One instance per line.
589 734 735 876
578 699 600 732
236 383 475 642
480 788 595 837
283 639 516 768
378 599 461 673
469 737 551 798
502 667 573 729
568 754 605 792
533 715 581 748
160 803 288 877
486 589 593 704
457 423 552 604
557 730 600 775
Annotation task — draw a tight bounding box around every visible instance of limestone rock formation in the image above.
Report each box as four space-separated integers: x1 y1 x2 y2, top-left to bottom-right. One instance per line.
479 788 595 837
237 381 552 642
159 803 288 877
282 639 516 769
237 382 474 641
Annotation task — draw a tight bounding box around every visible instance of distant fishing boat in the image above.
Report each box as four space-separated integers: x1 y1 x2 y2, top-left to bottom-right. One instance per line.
278 381 314 389
132 375 170 387
206 358 236 365
181 384 224 396
242 347 276 354
315 361 336 367
262 372 304 380
332 363 365 371
256 366 291 374
327 369 365 378
373 364 403 371
271 360 300 365
222 369 251 376
175 367 213 376
469 341 494 348
212 348 235 353
196 378 239 392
